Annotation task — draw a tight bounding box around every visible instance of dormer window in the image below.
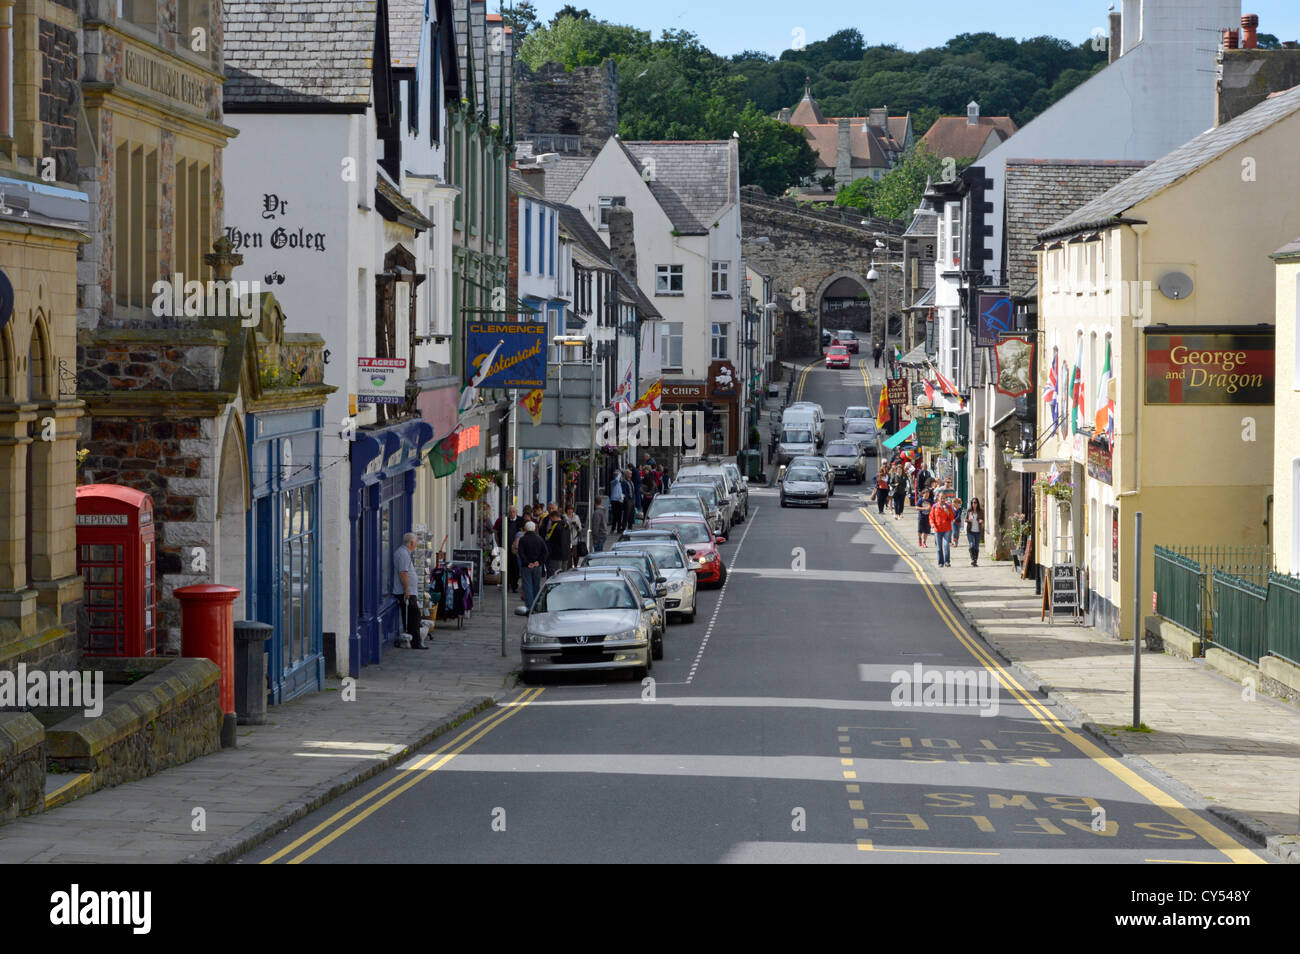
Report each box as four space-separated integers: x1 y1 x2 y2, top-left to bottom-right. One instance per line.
967 100 979 126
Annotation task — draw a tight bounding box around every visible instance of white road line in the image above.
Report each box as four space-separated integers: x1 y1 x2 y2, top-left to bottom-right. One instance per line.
685 504 760 686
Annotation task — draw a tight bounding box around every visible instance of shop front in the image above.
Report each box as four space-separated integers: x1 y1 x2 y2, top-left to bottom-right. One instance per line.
349 419 434 675
247 407 325 704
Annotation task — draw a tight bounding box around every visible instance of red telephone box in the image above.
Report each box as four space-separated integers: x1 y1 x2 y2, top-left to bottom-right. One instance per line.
76 484 157 657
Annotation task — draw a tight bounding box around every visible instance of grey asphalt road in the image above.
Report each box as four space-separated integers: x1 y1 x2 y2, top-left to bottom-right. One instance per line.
244 359 1269 865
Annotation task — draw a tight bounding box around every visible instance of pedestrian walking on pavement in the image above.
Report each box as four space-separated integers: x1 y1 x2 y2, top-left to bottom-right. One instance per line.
565 504 584 566
609 470 626 533
889 464 908 519
517 521 548 611
591 495 609 552
872 342 883 368
951 496 964 547
621 469 637 529
543 509 571 577
875 469 890 514
392 532 428 649
930 495 955 567
917 489 934 547
965 498 985 566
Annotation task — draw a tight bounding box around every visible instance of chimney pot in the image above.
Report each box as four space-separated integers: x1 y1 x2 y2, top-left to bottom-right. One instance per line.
1224 29 1239 49
1242 14 1259 49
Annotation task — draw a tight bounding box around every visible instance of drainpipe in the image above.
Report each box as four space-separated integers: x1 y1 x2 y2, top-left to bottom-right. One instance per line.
1117 222 1147 502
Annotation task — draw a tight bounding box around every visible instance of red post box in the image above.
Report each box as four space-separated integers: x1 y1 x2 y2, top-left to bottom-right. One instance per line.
76 485 157 657
176 583 240 749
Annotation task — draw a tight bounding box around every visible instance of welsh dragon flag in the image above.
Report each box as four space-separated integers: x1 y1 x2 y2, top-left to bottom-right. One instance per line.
429 428 460 477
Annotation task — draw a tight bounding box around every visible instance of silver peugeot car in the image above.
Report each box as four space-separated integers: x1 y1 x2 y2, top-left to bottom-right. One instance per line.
520 570 657 681
780 464 831 509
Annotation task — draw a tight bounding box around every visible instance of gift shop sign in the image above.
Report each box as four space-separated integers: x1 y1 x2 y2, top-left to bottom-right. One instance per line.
1144 331 1274 405
358 358 407 404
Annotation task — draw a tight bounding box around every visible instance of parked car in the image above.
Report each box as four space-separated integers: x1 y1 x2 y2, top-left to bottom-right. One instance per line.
789 455 835 496
646 516 726 587
843 418 878 456
673 470 735 525
780 465 831 509
519 570 656 680
578 555 666 657
677 461 748 523
833 329 861 354
610 540 697 623
842 405 873 424
821 329 833 349
776 426 817 466
824 440 867 483
671 480 731 538
825 345 850 369
646 492 711 527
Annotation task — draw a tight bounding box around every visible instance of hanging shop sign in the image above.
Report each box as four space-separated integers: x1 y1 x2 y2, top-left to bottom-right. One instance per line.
467 322 547 390
916 416 942 449
887 378 909 406
994 334 1034 397
1087 436 1112 485
357 357 407 404
1144 330 1274 405
977 293 1015 348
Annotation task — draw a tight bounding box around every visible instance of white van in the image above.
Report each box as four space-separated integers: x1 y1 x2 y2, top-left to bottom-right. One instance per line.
782 407 823 447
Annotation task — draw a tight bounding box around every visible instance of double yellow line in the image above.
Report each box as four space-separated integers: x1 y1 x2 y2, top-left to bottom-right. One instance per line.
261 687 544 864
858 505 1263 864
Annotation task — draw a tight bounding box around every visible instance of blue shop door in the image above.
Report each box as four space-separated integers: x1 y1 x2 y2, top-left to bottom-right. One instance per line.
278 484 323 702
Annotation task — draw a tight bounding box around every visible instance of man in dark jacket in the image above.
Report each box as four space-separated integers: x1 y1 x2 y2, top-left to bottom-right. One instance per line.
517 522 549 610
543 510 570 577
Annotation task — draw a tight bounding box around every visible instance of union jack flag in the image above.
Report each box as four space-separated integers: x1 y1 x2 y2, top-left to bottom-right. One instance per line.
610 362 634 413
1042 349 1060 431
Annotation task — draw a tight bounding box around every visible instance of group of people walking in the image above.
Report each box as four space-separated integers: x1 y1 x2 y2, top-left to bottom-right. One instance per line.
873 455 985 568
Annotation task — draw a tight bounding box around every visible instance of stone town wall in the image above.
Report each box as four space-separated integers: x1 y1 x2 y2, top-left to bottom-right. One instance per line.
514 60 618 155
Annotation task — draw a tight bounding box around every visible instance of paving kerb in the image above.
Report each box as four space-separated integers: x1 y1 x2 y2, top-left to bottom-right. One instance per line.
0 583 523 864
865 499 1298 863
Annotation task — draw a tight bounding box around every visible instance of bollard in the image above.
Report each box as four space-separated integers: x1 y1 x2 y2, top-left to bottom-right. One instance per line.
233 620 272 726
176 584 240 748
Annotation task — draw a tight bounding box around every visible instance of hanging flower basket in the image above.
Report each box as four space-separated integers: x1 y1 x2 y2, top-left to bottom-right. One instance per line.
1033 474 1074 504
457 470 501 502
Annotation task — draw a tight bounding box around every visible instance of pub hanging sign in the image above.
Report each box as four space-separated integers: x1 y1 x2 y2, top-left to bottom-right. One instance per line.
1144 330 1274 405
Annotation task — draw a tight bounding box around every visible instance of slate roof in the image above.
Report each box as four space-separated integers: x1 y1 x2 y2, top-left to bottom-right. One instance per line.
224 1 377 107
540 156 594 204
919 116 1017 161
389 0 423 68
1005 159 1150 299
1041 83 1300 240
509 169 546 203
1270 235 1300 260
619 140 738 235
903 208 937 237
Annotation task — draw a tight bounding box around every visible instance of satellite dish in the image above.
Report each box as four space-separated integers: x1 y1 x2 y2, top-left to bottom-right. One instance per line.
1158 271 1194 300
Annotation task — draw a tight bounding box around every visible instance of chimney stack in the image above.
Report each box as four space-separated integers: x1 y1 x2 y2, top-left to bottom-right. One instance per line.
1241 14 1259 49
1108 11 1121 64
836 117 851 185
1223 28 1239 49
868 107 887 128
607 205 637 287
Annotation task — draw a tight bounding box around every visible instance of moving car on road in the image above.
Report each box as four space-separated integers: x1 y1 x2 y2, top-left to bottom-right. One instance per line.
843 418 878 456
825 345 850 369
520 570 657 680
833 329 860 353
780 465 831 509
789 455 835 496
824 440 867 483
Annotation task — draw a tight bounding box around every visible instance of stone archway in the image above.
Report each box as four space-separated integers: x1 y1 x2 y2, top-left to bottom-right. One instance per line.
814 270 873 344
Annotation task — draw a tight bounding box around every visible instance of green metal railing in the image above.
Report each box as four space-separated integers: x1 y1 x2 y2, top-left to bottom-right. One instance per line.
1266 572 1300 666
1153 544 1272 639
1212 570 1268 663
1153 545 1205 636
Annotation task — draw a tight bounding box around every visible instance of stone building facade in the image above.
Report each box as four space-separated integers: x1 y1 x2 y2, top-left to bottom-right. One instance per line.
513 59 616 155
0 0 91 671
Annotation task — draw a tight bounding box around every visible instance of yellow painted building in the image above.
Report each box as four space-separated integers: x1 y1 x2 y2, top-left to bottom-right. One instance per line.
1270 237 1300 576
0 0 90 666
1032 84 1300 639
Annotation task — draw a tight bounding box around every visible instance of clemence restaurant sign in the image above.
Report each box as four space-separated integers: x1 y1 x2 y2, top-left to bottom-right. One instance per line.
1143 329 1274 405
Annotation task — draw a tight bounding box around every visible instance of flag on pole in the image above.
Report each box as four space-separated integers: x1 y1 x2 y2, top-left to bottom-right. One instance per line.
1047 462 1062 486
458 339 505 413
1070 360 1085 434
1094 338 1114 445
930 361 958 396
429 428 460 477
610 362 634 413
1042 348 1060 432
631 379 662 412
520 388 544 426
923 379 936 405
876 381 890 429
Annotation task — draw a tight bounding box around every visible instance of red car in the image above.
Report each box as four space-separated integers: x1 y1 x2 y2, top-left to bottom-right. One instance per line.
646 516 727 587
825 345 850 369
834 330 860 353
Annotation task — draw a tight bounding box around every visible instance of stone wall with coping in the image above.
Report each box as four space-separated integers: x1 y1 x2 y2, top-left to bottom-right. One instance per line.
0 713 45 825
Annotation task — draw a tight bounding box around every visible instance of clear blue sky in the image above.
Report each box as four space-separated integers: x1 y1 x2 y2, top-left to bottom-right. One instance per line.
521 1 1300 59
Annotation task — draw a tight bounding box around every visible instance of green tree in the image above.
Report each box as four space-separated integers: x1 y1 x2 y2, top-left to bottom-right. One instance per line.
833 175 879 214
870 143 971 223
518 14 649 70
551 4 590 23
500 0 539 38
